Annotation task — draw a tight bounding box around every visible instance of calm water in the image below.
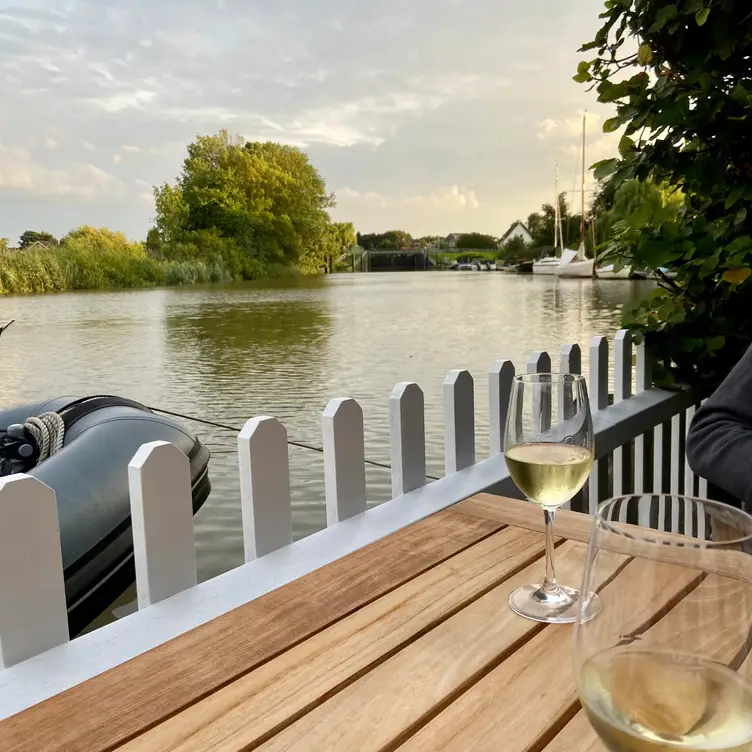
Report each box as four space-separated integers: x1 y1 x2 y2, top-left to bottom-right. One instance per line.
0 272 652 582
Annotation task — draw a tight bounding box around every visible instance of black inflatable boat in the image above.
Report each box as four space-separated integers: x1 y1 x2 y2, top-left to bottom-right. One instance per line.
0 395 211 636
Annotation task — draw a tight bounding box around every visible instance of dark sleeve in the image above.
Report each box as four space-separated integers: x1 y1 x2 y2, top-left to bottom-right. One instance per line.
686 343 752 506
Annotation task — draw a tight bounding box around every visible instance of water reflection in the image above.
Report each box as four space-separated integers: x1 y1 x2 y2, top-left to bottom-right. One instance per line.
0 273 655 582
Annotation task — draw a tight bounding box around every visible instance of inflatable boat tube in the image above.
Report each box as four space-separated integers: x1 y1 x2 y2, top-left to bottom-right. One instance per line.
0 396 211 636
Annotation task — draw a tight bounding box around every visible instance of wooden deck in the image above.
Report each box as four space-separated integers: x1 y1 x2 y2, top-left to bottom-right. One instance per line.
0 493 741 751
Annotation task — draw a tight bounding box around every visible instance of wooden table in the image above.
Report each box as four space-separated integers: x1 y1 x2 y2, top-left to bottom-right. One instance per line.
0 493 740 752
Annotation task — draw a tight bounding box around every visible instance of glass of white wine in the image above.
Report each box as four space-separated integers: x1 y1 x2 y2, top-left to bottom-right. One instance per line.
504 372 595 624
573 494 752 752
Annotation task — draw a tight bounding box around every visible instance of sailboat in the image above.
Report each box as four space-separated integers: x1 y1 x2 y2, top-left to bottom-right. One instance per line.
532 164 565 275
556 113 595 279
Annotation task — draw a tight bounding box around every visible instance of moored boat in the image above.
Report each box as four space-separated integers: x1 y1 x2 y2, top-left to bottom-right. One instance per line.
0 395 211 635
532 256 560 275
555 248 595 278
596 264 632 280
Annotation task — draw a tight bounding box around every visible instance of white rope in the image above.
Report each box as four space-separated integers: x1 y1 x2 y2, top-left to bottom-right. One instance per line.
24 412 65 461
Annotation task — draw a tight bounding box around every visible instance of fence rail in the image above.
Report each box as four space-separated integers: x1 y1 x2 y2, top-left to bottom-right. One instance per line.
0 329 706 718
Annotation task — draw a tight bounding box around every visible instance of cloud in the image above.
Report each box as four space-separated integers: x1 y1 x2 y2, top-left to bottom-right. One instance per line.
43 136 58 149
0 0 613 240
537 112 603 140
85 90 157 113
0 145 123 200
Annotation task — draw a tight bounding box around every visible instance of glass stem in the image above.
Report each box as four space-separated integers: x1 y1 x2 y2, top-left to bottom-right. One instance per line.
542 507 559 594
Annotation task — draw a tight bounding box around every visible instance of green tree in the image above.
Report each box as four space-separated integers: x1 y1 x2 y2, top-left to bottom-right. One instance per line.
577 0 752 394
152 130 342 276
18 231 57 248
499 235 532 262
455 232 497 250
377 230 413 249
527 193 571 247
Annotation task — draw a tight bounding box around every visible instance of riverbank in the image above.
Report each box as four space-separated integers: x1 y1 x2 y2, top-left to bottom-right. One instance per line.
0 245 300 295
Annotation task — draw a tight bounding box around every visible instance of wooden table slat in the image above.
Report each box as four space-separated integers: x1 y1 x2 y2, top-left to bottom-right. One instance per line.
121 524 549 752
398 558 703 752
247 542 624 752
0 508 503 752
545 572 752 752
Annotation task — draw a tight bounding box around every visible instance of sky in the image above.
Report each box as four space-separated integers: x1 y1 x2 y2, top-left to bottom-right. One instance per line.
0 0 620 244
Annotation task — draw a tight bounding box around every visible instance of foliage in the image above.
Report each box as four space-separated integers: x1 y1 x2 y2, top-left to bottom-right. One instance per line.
18 230 58 249
152 130 343 277
526 193 588 248
592 178 684 250
455 232 497 250
578 0 752 395
498 235 534 263
0 239 8 252
357 230 414 250
0 226 230 296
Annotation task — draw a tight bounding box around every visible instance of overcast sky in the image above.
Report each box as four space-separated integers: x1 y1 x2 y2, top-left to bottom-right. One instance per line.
0 0 619 244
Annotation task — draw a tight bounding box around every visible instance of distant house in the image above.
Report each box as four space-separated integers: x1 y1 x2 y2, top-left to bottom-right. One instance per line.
498 221 533 247
23 241 55 252
443 233 468 249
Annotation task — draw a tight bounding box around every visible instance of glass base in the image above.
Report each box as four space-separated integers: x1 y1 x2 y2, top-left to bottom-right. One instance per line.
508 584 601 624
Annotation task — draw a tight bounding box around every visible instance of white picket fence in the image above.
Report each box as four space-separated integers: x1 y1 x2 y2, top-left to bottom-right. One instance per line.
0 329 703 719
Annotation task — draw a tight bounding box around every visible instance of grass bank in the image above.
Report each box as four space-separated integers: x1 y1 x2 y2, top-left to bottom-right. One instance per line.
0 247 235 295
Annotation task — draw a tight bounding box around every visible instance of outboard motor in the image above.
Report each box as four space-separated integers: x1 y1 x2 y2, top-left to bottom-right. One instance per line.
0 424 39 476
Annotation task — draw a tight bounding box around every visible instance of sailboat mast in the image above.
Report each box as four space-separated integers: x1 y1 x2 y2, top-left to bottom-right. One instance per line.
580 112 586 248
554 161 560 253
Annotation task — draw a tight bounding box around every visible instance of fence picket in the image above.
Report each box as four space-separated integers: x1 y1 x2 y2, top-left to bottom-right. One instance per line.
613 330 633 496
444 369 475 474
323 397 367 525
129 441 197 609
634 341 652 494
527 350 552 433
558 344 581 509
489 360 515 456
683 405 697 498
670 413 683 495
589 336 610 513
0 475 68 668
389 382 427 496
238 417 292 561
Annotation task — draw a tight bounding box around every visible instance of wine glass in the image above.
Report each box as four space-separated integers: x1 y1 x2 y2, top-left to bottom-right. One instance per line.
573 495 752 752
504 372 595 624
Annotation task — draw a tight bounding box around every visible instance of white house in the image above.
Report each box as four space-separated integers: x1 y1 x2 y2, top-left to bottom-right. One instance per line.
498 221 533 247
443 233 467 249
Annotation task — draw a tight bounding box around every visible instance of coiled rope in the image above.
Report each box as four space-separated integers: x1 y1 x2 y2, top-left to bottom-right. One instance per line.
24 412 66 461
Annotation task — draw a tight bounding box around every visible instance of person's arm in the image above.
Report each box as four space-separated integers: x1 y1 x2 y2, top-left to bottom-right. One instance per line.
686 343 752 507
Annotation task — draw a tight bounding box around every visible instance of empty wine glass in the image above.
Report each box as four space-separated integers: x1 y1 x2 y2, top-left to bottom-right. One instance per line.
504 372 595 624
573 494 752 752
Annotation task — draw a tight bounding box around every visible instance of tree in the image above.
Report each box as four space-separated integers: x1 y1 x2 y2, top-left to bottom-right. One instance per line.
152 130 344 276
527 193 571 247
577 0 752 395
0 238 8 252
18 231 57 249
499 235 532 263
455 233 497 250
333 222 357 253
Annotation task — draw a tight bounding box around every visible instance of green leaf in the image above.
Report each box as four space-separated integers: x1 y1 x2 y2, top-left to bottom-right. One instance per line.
695 7 710 25
592 158 620 180
648 4 678 32
637 43 653 65
573 71 592 83
722 268 751 285
618 135 636 157
725 186 744 209
603 117 621 133
706 335 726 352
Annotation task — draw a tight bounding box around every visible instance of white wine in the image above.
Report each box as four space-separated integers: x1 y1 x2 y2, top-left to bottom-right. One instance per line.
504 442 593 506
579 646 752 751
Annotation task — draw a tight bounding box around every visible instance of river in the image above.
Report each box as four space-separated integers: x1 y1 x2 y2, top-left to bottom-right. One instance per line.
0 272 653 583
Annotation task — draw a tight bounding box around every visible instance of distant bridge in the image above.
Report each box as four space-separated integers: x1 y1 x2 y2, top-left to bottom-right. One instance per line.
359 249 438 272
